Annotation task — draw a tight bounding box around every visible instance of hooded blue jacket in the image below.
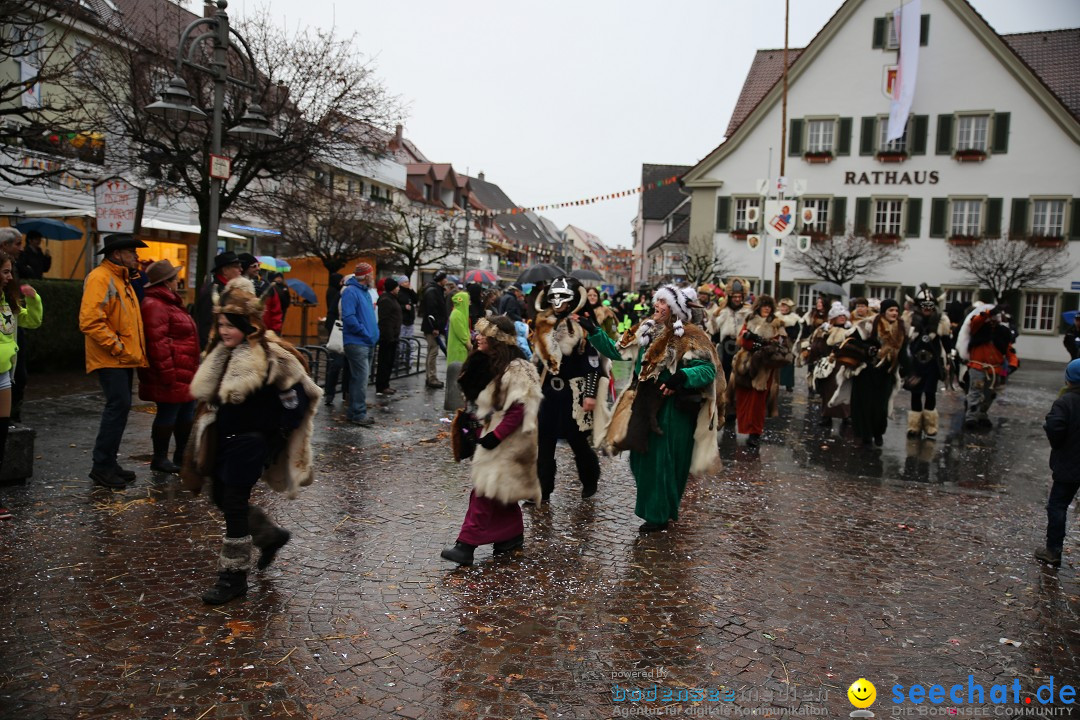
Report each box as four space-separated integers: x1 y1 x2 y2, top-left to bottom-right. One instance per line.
341 276 379 347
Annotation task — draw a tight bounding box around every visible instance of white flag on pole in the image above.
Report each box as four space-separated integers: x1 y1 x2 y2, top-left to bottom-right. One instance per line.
887 0 920 142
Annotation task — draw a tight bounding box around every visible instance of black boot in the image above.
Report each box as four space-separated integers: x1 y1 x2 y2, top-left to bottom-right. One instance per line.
201 535 252 604
493 534 524 555
440 542 475 566
150 425 180 473
746 434 760 448
639 521 669 533
249 506 291 571
0 418 9 474
201 571 248 605
172 419 193 468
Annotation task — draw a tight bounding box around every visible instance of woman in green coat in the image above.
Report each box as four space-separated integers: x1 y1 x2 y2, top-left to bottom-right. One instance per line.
447 290 471 365
579 284 721 533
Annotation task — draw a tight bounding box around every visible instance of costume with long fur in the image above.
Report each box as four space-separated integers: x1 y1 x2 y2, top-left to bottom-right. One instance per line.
805 322 853 418
727 313 788 425
470 358 543 505
842 312 906 441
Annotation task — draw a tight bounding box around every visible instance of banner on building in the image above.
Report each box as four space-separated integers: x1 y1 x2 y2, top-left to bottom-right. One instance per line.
888 0 921 141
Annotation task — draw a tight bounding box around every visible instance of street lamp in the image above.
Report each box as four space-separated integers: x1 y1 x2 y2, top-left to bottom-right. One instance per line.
144 0 279 285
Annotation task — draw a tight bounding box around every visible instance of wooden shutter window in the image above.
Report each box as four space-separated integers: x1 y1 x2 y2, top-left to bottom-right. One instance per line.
788 119 804 157
910 115 929 155
920 15 930 46
1009 198 1029 237
985 198 1003 238
836 117 853 156
935 114 954 155
991 112 1010 154
832 197 848 235
929 198 948 238
905 198 922 238
872 17 886 48
1070 199 1080 241
854 197 872 235
859 117 877 156
715 196 731 233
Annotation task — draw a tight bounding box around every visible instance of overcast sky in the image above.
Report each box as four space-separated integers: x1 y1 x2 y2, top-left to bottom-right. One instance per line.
237 0 1079 249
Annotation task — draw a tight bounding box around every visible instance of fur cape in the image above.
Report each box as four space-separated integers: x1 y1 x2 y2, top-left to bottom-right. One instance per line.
706 301 752 343
727 315 787 416
181 333 323 499
531 307 587 376
471 358 543 505
836 315 906 413
605 320 722 476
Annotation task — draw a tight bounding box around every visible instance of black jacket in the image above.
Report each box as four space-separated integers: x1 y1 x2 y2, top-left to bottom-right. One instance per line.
325 273 343 332
397 286 418 326
1045 386 1080 484
420 281 447 334
1065 326 1080 360
195 276 226 349
16 245 51 279
498 292 524 322
377 291 403 342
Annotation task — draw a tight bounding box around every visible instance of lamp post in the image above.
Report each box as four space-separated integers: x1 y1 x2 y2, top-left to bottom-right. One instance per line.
144 0 278 286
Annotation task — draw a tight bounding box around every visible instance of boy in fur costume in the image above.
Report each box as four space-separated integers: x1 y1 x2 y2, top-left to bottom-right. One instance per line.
903 284 952 439
182 277 323 605
441 316 542 566
844 298 906 446
728 295 789 448
804 302 853 427
581 284 719 533
531 276 610 503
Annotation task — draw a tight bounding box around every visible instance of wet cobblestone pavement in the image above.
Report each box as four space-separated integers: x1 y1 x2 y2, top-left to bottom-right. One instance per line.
1 360 1078 718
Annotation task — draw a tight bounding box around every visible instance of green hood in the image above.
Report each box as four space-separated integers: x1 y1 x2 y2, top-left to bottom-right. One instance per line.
452 291 470 310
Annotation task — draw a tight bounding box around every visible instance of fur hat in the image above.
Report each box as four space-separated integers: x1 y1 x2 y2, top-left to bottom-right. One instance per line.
778 297 795 310
751 294 776 316
651 284 693 324
212 276 265 341
725 276 751 298
475 316 518 346
827 301 848 321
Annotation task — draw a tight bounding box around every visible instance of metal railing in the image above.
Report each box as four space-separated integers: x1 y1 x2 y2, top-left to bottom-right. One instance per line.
300 337 428 387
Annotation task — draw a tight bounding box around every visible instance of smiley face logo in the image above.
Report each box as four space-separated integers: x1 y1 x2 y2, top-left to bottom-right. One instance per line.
848 678 876 708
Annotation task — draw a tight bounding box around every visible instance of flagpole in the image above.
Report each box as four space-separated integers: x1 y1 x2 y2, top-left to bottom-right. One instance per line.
775 0 790 298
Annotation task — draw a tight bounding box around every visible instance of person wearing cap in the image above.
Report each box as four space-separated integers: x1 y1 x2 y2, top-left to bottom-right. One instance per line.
182 276 322 604
1064 312 1080 361
375 277 402 396
1034 359 1080 567
804 302 852 428
395 275 417 370
137 259 200 474
341 262 379 426
78 233 149 488
238 253 283 334
440 315 542 566
195 251 243 349
580 284 720 533
420 270 450 388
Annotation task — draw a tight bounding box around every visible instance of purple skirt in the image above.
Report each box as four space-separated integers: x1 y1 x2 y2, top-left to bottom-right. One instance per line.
457 490 523 546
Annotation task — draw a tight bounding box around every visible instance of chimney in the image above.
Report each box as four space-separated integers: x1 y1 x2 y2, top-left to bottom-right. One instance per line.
477 171 485 181
390 124 403 149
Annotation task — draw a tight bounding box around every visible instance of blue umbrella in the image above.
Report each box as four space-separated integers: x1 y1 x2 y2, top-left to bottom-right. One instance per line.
285 278 317 304
16 218 82 240
1065 310 1078 326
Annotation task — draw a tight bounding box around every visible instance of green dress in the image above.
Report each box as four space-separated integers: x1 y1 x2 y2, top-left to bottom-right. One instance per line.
587 328 716 524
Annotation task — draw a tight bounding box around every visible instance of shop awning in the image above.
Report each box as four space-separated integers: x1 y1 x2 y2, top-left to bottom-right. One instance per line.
141 218 245 239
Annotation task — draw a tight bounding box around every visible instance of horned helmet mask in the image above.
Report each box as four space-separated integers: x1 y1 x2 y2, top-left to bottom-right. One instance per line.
538 276 586 315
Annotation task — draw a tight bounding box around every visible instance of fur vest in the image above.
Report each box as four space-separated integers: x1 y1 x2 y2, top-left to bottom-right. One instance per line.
532 308 586 376
182 334 323 499
471 358 543 504
606 321 722 476
708 302 752 342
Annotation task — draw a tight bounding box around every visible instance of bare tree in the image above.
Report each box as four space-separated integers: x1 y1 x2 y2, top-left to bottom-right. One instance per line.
79 3 399 280
682 238 737 287
257 179 390 274
948 234 1075 302
787 225 905 285
0 0 95 186
383 209 456 279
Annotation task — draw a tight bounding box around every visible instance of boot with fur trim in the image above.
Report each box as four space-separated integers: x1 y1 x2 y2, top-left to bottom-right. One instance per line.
249 506 291 571
922 409 939 439
906 411 922 437
202 535 251 604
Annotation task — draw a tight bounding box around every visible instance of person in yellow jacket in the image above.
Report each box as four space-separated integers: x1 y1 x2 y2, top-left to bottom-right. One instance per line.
78 234 149 489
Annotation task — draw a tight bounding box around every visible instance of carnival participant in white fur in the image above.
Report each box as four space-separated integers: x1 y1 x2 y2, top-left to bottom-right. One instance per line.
581 284 720 534
842 298 907 446
706 277 752 418
531 276 609 503
441 316 542 567
181 276 323 605
902 284 953 439
803 301 853 428
727 295 792 448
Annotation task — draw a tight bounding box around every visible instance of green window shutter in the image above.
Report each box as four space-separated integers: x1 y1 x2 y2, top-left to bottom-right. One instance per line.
920 15 930 46
872 17 886 49
850 283 865 299
854 197 871 235
991 112 1010 154
715 196 731 232
929 198 948 238
1009 198 1028 237
1070 199 1080 240
831 197 848 235
905 198 922 238
788 119 804 157
985 198 1003 238
859 117 877 156
779 281 794 301
935 114 954 155
836 117 853 156
910 115 929 155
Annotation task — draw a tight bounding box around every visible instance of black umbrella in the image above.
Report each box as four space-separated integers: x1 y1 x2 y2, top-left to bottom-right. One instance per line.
808 281 846 297
569 268 604 283
516 263 566 285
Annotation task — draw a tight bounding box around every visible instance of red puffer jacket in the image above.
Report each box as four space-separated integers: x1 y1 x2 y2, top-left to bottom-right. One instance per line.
137 284 200 404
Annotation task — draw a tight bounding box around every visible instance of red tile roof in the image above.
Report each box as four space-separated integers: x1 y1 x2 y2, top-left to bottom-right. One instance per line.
724 49 803 139
1002 29 1080 121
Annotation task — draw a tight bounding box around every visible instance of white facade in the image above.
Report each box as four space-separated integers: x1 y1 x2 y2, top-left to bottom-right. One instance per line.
684 0 1079 362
